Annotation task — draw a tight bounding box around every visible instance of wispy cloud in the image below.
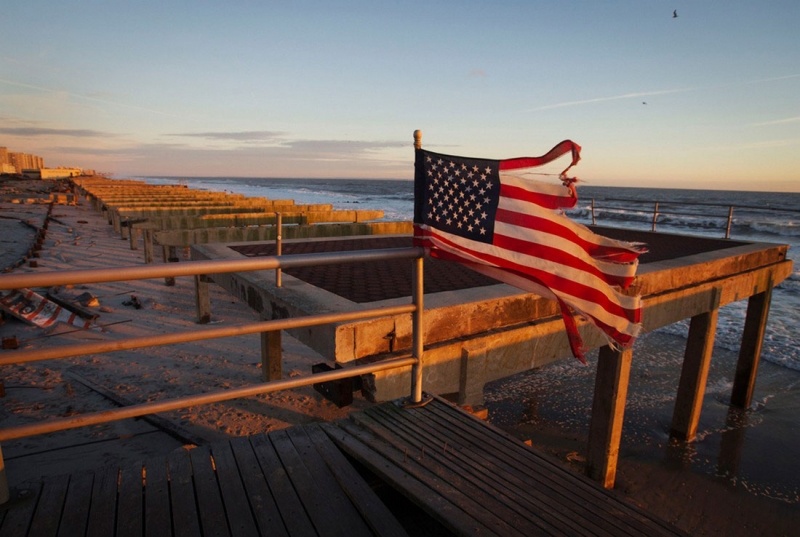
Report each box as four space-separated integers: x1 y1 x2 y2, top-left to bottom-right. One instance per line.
0 77 182 117
742 74 800 85
0 126 111 137
526 88 692 112
285 139 405 153
167 131 286 142
752 116 800 127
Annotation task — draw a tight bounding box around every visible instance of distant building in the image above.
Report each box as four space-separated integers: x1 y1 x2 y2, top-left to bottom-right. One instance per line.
25 168 84 179
0 146 49 175
1 144 86 177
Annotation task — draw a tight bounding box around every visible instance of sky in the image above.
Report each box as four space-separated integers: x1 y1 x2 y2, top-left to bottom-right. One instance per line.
1 1 798 192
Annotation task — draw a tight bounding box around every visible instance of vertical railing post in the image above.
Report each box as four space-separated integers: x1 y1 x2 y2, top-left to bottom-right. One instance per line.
651 202 659 232
275 212 282 288
410 254 424 403
725 206 734 238
590 198 597 225
0 444 8 504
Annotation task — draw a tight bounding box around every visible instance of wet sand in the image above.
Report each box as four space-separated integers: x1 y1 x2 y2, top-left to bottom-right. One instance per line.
2 177 799 535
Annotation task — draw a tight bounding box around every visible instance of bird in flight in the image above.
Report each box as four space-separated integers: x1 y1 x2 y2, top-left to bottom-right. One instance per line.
673 10 678 18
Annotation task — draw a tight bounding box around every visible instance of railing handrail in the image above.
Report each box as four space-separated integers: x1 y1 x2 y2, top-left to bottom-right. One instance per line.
0 247 426 480
0 247 424 290
572 197 800 238
578 196 800 215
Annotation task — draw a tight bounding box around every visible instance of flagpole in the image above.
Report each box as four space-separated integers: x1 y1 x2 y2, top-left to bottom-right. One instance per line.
410 130 426 405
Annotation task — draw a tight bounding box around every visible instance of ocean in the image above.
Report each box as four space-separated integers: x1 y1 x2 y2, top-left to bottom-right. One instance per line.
137 176 800 507
138 176 800 373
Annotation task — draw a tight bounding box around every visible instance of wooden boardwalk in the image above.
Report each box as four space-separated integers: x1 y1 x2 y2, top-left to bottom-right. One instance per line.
0 397 685 536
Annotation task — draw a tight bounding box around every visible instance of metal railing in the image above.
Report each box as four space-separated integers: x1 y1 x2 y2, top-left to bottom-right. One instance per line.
581 198 740 238
0 246 426 502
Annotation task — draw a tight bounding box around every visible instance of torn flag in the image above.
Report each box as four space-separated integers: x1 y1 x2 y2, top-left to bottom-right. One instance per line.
413 140 644 362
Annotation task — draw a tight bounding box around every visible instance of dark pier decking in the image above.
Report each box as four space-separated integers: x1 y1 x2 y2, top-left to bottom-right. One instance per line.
0 397 684 536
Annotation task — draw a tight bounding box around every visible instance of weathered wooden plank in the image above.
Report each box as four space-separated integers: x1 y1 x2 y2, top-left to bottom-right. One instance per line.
248 433 316 536
357 406 556 536
272 428 369 537
26 472 69 536
166 449 202 537
209 442 259 537
56 471 94 537
284 426 376 537
85 466 118 537
325 419 506 536
116 462 143 537
0 481 43 536
408 400 669 537
228 437 289 537
587 346 633 489
322 419 484 536
144 457 171 537
304 424 409 537
188 446 229 537
370 403 597 537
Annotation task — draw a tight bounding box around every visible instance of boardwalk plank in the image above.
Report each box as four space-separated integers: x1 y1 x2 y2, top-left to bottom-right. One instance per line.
209 442 259 537
323 420 498 536
272 428 368 537
27 473 69 536
420 399 672 536
248 433 316 536
166 449 202 537
85 466 119 537
422 399 685 536
116 463 143 537
284 426 374 537
1 400 686 536
0 482 43 537
351 409 530 536
144 457 171 537
377 402 614 536
56 471 94 537
188 446 229 537
228 437 289 537
304 424 409 537
366 403 578 536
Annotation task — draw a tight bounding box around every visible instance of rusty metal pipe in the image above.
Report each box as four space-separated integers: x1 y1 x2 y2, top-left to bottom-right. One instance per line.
0 247 425 290
0 303 416 366
0 355 417 442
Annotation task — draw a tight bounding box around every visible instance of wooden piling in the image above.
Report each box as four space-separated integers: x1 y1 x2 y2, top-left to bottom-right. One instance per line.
670 288 720 441
731 279 774 408
261 331 282 382
586 345 633 489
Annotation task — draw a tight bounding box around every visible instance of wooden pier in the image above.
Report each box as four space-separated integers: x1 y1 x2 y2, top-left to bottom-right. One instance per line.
0 397 685 536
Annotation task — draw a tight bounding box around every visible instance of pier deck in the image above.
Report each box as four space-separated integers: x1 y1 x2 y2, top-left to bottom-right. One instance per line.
0 397 684 536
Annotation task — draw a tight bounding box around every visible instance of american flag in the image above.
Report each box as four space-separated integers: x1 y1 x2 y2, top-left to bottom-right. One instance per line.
413 141 645 362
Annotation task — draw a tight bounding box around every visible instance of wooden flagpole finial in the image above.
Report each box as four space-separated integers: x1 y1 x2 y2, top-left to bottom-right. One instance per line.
413 130 422 149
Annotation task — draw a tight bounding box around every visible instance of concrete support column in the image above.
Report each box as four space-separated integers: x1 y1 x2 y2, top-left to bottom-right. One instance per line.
458 346 487 406
586 345 633 489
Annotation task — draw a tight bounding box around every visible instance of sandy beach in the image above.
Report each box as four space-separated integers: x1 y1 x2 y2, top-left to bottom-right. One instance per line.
1 177 799 536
